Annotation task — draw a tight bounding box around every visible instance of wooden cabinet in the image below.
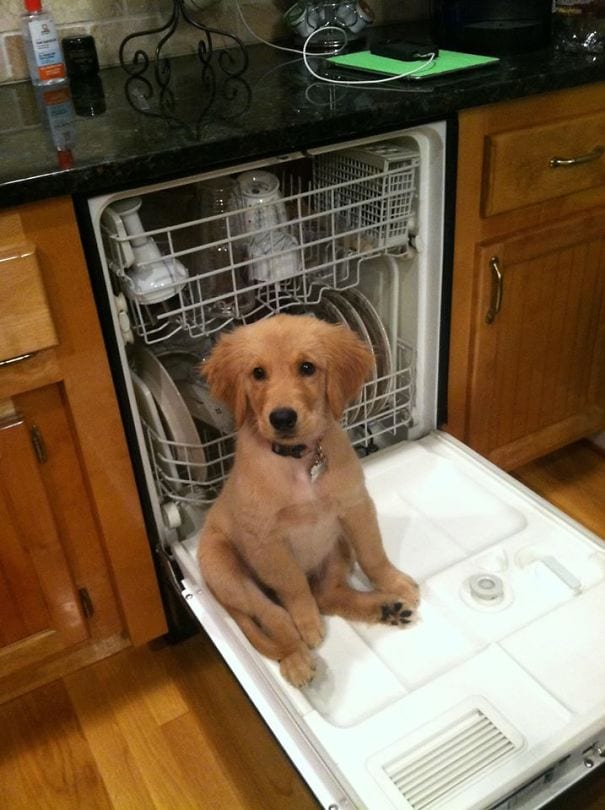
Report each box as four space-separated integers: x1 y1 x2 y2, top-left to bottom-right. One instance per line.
447 83 605 470
0 410 88 671
0 199 166 703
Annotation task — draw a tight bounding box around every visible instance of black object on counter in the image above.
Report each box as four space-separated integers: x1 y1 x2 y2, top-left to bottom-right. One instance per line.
62 35 99 78
70 75 106 117
429 0 552 56
370 39 440 61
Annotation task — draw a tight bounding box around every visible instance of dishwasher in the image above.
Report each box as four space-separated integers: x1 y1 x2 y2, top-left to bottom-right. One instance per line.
85 120 605 810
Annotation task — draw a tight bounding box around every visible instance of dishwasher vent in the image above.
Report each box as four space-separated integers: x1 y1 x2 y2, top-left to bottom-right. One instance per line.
383 709 519 809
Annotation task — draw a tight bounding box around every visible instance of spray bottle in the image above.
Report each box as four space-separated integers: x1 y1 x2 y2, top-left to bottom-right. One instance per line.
21 0 66 85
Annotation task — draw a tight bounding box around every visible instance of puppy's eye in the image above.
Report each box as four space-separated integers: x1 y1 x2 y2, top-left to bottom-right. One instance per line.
252 366 266 380
299 361 315 377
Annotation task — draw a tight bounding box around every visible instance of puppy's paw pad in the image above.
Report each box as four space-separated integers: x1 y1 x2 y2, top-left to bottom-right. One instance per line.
380 601 416 626
279 649 316 688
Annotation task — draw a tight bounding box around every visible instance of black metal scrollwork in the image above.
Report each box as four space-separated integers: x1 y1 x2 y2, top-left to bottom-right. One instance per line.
119 0 250 136
119 0 248 81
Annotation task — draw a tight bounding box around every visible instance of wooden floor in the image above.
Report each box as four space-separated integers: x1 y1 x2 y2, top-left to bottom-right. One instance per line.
0 631 319 810
514 439 605 541
2 441 605 810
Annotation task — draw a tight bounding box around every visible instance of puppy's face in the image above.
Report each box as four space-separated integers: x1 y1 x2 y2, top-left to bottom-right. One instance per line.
202 314 374 445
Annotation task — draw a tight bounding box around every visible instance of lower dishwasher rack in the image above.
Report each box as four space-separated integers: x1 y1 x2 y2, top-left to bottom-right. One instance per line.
139 338 415 509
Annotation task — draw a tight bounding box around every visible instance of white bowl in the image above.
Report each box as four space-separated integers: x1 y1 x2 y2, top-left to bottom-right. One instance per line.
125 244 189 305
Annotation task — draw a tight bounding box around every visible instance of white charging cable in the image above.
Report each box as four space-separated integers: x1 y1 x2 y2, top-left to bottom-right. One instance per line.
234 0 344 57
234 0 436 85
302 26 436 85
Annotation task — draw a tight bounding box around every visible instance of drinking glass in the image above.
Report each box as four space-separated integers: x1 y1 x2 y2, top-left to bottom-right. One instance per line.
196 178 255 319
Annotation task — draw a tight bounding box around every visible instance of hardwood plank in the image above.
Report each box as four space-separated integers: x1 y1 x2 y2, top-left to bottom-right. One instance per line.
160 711 244 808
0 681 112 810
160 632 319 810
64 643 200 810
128 642 189 727
514 440 605 540
11 634 319 810
64 667 156 810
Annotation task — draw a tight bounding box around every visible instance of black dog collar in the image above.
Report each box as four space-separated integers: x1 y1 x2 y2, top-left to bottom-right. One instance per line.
271 442 308 459
271 440 327 482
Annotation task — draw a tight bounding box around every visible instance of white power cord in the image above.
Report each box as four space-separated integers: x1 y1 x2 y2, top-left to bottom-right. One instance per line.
302 26 436 84
234 0 436 85
234 0 344 57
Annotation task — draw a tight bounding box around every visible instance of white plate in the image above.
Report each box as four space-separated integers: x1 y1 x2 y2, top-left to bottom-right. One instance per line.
155 347 234 434
135 348 207 484
324 290 378 424
340 287 393 415
131 370 182 490
310 293 362 424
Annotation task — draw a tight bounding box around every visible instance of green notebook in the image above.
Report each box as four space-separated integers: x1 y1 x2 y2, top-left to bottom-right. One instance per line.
328 49 499 81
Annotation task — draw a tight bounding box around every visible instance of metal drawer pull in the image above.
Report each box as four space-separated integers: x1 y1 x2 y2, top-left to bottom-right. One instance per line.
549 145 604 168
486 256 503 324
0 352 35 367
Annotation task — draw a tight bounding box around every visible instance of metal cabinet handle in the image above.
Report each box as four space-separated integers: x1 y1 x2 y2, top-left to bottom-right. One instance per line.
0 352 35 367
485 256 503 324
549 146 604 168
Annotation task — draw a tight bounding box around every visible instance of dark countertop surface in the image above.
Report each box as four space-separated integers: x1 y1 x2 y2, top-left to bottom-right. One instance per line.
1 30 604 208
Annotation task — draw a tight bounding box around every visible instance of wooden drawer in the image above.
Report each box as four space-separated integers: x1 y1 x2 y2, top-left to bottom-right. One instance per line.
483 110 605 217
0 243 58 365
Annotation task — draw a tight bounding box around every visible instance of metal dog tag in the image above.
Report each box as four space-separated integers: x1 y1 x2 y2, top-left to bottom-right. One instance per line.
309 444 327 483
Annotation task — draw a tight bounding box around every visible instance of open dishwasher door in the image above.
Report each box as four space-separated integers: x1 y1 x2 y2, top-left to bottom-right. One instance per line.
171 432 605 810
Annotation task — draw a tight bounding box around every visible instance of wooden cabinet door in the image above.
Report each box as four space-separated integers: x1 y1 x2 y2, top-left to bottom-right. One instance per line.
0 412 88 678
467 209 605 469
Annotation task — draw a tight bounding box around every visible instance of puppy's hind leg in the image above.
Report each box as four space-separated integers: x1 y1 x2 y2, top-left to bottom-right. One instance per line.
312 539 416 626
198 529 315 687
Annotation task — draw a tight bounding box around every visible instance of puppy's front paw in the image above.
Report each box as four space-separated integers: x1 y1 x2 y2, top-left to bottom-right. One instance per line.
377 570 420 609
279 645 316 688
293 605 324 649
380 600 416 626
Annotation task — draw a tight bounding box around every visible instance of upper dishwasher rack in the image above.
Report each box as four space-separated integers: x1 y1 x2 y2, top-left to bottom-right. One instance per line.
101 144 420 345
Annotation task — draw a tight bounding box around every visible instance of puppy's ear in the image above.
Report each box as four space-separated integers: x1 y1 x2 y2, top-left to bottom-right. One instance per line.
200 331 248 427
322 323 375 418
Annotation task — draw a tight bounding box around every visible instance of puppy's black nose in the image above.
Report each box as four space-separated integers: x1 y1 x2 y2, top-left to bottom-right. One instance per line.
269 408 298 433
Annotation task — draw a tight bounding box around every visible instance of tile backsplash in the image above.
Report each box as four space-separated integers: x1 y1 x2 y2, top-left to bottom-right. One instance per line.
0 0 426 84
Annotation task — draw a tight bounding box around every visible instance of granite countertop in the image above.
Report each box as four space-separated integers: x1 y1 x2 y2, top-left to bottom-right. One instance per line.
1 31 604 208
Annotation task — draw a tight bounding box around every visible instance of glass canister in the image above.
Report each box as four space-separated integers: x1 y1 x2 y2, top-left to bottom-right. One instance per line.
284 1 374 49
195 177 255 319
553 0 605 53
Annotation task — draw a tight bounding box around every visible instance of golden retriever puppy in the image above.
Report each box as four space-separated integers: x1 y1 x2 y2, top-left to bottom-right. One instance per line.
197 313 419 687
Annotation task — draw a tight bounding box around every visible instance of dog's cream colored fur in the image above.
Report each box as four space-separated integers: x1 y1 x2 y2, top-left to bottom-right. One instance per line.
197 314 419 686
